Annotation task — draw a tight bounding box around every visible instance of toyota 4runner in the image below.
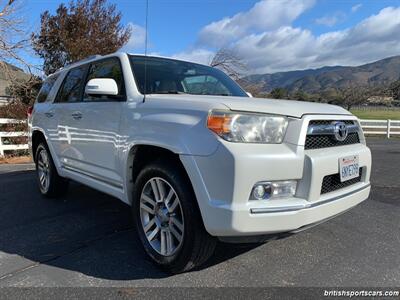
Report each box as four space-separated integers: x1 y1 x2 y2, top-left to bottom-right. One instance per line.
29 52 371 273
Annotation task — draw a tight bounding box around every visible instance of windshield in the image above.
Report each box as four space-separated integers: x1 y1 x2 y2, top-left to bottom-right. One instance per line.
129 55 248 97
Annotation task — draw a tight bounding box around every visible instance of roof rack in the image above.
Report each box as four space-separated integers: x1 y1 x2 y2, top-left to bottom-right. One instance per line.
59 54 103 71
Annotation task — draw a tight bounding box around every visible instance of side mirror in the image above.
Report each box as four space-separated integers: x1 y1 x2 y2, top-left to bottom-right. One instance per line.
85 78 118 96
246 92 253 98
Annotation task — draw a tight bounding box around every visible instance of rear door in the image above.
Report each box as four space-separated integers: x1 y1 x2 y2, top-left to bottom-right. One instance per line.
61 57 125 186
53 64 88 168
31 74 61 158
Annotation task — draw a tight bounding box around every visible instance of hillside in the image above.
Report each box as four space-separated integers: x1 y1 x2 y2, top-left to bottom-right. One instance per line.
245 56 400 93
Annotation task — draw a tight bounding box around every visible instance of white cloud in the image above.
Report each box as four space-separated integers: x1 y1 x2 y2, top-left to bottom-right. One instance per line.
178 4 400 74
315 12 345 27
124 23 147 51
237 6 400 73
198 0 315 48
351 3 363 12
232 27 317 73
170 49 215 65
167 0 400 74
316 15 339 27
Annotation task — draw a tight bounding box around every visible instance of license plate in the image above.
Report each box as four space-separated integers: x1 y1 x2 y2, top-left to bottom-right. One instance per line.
339 155 359 182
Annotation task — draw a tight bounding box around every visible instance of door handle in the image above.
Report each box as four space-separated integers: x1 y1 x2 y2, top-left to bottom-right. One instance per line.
71 112 82 120
45 112 54 118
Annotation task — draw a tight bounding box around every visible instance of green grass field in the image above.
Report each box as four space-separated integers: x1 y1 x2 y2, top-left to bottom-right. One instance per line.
350 109 400 120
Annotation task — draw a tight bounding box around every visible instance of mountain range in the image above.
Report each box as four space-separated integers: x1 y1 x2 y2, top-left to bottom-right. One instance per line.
245 55 400 94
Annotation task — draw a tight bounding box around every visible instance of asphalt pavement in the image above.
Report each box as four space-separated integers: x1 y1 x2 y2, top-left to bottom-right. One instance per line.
0 138 399 287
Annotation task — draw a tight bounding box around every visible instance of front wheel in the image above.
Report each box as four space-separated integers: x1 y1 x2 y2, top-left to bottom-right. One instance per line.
132 161 216 273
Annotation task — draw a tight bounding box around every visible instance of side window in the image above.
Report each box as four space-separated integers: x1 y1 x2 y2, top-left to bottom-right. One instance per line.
36 75 59 103
83 58 125 101
56 65 87 103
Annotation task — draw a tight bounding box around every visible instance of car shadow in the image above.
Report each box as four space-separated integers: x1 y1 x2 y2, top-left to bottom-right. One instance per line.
0 170 262 281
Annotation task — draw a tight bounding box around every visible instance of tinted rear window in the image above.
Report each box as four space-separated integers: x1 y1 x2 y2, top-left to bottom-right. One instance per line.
36 75 59 103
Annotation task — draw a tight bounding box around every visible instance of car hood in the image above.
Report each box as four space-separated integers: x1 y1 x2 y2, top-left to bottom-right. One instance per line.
216 96 351 118
146 94 352 118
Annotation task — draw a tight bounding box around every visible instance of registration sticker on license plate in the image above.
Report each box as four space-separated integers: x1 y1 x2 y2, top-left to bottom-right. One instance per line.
339 155 359 182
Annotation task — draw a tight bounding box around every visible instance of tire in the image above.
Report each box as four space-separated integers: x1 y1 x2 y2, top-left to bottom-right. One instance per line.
35 143 69 198
132 160 217 273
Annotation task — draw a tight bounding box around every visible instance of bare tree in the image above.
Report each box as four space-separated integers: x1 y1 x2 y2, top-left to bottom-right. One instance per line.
210 48 247 81
0 0 30 73
0 0 40 117
210 47 266 96
332 85 372 110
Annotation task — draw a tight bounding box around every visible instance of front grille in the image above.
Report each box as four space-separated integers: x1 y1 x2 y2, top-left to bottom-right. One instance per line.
305 132 360 149
321 168 362 194
305 120 360 150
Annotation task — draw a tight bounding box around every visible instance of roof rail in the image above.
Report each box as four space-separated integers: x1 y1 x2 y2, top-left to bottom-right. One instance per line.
60 54 103 70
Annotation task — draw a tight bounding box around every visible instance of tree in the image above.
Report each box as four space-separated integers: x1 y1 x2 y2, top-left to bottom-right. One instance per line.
0 0 40 120
269 87 288 99
32 0 132 75
210 48 267 96
0 0 32 77
7 76 42 105
389 80 400 100
235 78 265 97
291 90 310 101
320 88 341 104
210 48 247 81
330 86 372 110
0 0 24 64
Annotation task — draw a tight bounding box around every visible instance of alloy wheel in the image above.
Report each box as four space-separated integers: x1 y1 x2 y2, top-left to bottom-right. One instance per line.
139 177 184 256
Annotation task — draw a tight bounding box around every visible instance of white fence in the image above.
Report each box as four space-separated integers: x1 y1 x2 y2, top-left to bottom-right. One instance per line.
0 117 399 156
359 119 400 138
0 118 28 156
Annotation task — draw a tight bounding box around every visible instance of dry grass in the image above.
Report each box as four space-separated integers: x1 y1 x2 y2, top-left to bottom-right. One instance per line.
351 109 400 120
0 155 32 164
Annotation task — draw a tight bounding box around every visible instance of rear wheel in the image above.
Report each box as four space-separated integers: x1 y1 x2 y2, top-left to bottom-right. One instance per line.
35 143 69 198
133 161 216 273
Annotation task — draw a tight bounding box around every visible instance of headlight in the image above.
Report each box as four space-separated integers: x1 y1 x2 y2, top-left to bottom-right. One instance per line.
207 110 288 143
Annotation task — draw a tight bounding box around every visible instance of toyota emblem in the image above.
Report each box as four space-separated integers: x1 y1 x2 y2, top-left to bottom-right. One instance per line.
333 122 348 142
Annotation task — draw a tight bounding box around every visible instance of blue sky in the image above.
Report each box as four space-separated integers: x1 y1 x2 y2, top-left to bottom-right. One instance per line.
22 0 400 74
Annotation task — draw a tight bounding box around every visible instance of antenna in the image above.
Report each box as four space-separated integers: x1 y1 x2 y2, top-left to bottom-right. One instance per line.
143 0 149 102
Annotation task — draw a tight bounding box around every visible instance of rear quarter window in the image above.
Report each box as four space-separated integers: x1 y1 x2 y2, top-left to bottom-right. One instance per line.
36 75 59 103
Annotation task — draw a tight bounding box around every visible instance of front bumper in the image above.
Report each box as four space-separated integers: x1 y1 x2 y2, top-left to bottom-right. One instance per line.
231 183 370 235
180 117 372 237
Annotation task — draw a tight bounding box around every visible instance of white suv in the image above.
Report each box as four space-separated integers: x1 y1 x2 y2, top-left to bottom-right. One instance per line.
29 52 371 273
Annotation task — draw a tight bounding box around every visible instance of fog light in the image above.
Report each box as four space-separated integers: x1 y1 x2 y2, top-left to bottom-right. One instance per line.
250 181 296 200
252 184 268 200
